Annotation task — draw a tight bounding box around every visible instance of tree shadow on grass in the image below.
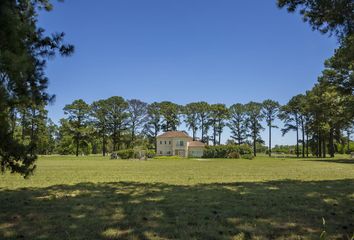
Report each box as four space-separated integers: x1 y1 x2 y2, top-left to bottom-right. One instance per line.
0 180 353 240
303 159 354 164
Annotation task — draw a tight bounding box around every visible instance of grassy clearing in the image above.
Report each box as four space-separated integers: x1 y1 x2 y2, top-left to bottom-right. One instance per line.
0 155 353 239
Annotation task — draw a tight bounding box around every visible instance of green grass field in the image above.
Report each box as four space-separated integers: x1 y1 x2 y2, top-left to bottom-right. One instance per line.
1 155 353 240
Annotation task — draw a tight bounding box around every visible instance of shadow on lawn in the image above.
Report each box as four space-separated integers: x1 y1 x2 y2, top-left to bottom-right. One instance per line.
303 159 354 164
0 180 353 240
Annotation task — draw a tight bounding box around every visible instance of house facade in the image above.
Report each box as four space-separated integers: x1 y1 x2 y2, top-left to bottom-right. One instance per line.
156 131 205 157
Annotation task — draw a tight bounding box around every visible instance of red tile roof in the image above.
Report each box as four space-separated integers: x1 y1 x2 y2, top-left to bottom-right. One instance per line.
157 131 192 138
188 141 205 147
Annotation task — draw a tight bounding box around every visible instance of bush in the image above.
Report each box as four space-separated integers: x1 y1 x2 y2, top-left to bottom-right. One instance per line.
203 144 252 158
146 150 156 158
239 144 253 155
227 151 240 159
113 149 156 159
115 149 135 159
241 154 254 160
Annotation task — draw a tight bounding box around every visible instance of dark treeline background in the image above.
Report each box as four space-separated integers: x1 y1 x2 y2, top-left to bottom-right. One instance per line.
1 0 353 176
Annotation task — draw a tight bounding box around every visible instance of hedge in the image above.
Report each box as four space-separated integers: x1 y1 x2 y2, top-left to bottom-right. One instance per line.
202 144 253 159
114 149 156 159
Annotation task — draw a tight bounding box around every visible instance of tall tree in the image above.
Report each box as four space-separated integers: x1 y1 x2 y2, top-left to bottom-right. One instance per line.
91 100 109 156
306 83 354 157
195 102 211 143
106 96 129 151
159 101 181 132
245 102 264 156
143 102 161 151
63 99 91 157
183 103 200 140
0 0 73 176
127 99 148 147
228 103 248 145
210 104 229 145
262 99 280 157
279 95 303 158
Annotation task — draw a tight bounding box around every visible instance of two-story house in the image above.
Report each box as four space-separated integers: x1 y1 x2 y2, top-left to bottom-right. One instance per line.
156 131 205 157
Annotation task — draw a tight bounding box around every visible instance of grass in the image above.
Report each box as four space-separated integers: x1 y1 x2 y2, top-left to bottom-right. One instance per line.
0 155 353 239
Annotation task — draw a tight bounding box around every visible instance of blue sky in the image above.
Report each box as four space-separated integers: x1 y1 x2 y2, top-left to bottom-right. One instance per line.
39 0 338 146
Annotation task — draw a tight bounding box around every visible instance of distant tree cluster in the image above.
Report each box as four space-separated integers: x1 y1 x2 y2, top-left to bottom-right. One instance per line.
8 95 352 160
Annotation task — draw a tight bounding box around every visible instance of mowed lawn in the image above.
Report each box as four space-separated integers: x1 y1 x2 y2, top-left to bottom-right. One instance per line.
0 156 353 240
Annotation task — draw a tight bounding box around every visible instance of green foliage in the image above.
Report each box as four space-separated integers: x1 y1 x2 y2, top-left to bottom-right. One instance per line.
159 101 181 132
202 144 252 158
146 150 156 158
227 151 240 159
228 103 248 145
114 149 156 159
127 99 148 146
63 99 91 157
194 101 211 142
277 0 353 38
0 0 73 177
209 104 229 145
183 102 200 140
115 149 135 159
244 102 264 156
241 154 254 160
337 142 354 154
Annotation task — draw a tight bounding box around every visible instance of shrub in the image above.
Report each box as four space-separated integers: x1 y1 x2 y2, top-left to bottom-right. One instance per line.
241 154 254 160
116 149 135 159
146 150 156 158
227 151 240 159
239 144 252 155
203 144 252 158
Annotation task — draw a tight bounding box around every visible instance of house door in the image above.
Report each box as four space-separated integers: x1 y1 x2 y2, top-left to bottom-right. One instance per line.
175 150 185 157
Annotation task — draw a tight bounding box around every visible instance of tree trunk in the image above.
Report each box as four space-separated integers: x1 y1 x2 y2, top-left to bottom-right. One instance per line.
296 126 299 158
268 124 271 157
253 126 257 157
218 131 221 145
348 131 351 154
29 108 35 156
117 131 121 150
322 136 326 158
21 111 26 141
301 120 305 158
154 127 158 152
329 128 334 157
201 119 204 143
130 122 135 148
306 131 309 157
75 133 79 157
102 133 106 156
213 125 216 146
318 132 322 157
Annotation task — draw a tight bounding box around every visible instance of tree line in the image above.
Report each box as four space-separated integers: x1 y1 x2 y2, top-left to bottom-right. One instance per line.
12 91 353 159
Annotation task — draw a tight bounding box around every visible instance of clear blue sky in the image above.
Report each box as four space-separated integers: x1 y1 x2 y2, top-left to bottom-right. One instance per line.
39 0 338 146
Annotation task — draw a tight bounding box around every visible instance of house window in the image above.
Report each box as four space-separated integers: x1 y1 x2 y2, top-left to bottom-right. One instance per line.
165 141 167 144
160 141 162 144
169 141 171 144
176 141 184 146
167 151 171 155
159 151 163 155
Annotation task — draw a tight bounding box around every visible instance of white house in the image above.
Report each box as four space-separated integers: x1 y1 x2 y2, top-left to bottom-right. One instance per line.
156 131 205 157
